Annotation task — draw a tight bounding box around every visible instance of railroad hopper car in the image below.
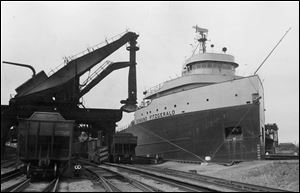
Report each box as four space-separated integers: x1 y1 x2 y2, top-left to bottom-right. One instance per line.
77 132 138 164
17 112 75 177
111 133 137 163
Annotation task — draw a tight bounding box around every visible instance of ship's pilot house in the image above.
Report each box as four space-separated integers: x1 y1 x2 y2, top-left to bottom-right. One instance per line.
182 52 239 77
182 26 239 77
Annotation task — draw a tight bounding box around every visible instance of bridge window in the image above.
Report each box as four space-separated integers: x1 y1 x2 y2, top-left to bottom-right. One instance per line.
190 62 235 71
223 64 232 70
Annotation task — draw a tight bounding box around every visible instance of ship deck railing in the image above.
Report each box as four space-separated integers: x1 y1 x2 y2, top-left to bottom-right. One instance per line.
48 30 129 76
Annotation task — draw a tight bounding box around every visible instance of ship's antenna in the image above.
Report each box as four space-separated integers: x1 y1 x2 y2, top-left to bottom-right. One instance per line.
253 27 292 75
192 25 208 53
191 42 200 56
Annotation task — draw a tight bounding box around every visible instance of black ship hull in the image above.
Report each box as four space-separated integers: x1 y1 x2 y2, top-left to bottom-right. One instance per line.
124 103 265 163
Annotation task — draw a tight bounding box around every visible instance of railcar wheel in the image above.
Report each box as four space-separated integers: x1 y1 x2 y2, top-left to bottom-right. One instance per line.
130 156 133 164
53 163 58 177
26 163 31 178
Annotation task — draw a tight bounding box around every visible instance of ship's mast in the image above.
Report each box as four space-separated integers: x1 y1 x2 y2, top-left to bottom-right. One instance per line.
193 25 208 53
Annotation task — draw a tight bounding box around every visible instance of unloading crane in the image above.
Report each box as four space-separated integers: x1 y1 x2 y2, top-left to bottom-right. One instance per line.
1 31 140 155
10 31 139 111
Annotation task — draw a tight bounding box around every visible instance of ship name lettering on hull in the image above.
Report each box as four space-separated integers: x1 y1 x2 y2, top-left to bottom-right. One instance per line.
150 110 176 120
135 110 176 124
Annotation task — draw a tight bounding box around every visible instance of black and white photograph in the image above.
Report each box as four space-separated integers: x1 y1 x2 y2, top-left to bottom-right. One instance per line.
1 1 299 192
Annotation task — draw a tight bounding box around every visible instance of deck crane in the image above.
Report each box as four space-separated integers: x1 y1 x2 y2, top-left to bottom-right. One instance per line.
1 31 139 155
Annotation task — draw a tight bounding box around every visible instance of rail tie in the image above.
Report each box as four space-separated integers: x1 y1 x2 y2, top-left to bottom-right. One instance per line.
101 164 217 192
83 165 121 192
10 178 31 192
1 167 25 183
99 165 159 192
42 177 60 192
104 163 291 192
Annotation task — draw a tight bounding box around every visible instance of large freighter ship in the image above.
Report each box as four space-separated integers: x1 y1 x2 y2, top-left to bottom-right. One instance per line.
124 26 265 162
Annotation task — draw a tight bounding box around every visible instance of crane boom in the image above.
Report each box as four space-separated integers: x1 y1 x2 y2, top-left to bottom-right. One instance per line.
16 32 138 98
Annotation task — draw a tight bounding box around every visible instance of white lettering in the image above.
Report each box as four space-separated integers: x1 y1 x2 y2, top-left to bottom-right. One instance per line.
136 110 177 124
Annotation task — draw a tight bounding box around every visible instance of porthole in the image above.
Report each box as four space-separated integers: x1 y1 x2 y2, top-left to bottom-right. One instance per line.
187 102 189 105
156 109 159 112
206 99 209 101
174 105 177 108
164 107 167 110
235 94 238 97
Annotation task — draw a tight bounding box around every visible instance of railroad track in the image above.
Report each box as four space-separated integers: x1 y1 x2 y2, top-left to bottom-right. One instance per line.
265 154 299 160
1 159 14 166
1 159 22 169
42 177 60 192
101 164 217 192
80 159 219 192
1 166 25 183
1 177 30 192
2 177 60 192
83 163 160 192
105 163 291 192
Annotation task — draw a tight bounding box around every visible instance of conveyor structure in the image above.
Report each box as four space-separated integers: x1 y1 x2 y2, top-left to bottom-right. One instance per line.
1 31 140 155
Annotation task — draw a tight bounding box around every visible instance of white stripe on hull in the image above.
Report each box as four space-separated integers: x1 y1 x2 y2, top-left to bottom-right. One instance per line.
135 75 264 126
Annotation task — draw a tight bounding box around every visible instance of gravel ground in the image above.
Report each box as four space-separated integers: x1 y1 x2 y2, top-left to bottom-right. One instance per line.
59 178 103 192
153 160 299 192
23 182 49 192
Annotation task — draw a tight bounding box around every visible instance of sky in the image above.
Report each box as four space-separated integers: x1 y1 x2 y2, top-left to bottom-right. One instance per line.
1 1 299 143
